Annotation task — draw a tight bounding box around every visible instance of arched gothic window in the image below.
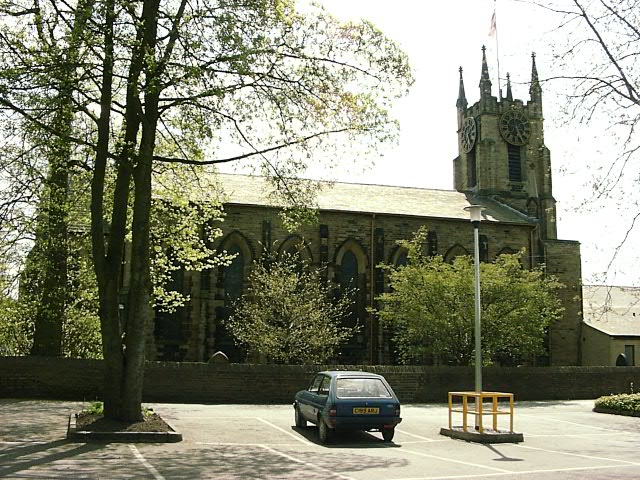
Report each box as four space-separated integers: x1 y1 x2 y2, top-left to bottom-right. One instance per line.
218 231 254 306
497 247 518 257
224 244 244 305
278 235 313 271
395 251 408 267
444 244 469 263
215 231 254 362
334 239 368 290
340 251 358 290
389 245 408 267
334 239 368 346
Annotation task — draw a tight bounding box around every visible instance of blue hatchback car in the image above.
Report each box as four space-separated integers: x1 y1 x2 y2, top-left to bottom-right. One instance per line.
293 370 402 443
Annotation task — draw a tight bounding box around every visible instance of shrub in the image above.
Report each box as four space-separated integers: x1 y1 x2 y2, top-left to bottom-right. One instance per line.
594 393 640 415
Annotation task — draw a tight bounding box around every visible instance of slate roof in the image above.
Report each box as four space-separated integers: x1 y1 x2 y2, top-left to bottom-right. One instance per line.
218 174 535 226
582 285 640 337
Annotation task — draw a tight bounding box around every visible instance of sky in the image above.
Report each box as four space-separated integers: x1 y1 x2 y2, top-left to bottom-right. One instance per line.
307 0 639 287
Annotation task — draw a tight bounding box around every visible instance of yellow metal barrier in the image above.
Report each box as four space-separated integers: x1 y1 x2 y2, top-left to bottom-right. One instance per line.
447 391 515 433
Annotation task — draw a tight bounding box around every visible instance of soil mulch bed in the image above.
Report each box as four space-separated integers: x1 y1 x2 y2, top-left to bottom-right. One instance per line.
76 412 173 433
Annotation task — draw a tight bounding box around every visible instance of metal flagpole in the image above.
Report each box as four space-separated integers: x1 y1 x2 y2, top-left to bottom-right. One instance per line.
490 0 502 99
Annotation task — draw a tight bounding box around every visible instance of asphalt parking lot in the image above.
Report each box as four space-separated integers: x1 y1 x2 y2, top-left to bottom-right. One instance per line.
1 398 640 479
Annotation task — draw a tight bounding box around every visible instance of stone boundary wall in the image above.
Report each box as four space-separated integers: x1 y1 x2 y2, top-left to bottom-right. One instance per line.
1 357 638 403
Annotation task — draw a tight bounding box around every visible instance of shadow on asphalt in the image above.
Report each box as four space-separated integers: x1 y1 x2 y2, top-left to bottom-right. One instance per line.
151 442 410 479
0 440 101 478
291 425 401 448
484 444 524 462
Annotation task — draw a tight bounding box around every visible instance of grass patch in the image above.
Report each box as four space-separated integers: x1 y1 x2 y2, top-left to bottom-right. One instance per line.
82 401 155 418
85 401 104 415
594 393 640 416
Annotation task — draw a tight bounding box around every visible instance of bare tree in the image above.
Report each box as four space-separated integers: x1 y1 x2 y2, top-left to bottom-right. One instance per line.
533 0 640 278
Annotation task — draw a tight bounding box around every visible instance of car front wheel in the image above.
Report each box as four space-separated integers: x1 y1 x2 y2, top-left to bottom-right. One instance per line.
318 418 332 444
294 404 307 428
382 427 395 442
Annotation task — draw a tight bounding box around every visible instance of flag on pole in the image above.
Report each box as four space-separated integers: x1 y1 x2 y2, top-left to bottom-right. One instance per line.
488 11 496 37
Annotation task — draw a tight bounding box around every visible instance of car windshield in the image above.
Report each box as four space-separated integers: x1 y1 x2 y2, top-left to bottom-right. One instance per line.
336 377 392 398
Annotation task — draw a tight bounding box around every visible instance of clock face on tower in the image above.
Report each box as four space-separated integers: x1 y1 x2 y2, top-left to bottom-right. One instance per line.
499 110 531 146
461 116 476 153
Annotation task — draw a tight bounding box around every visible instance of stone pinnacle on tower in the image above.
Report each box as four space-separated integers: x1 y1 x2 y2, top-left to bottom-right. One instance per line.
479 45 492 98
457 67 467 110
530 52 542 104
505 73 513 101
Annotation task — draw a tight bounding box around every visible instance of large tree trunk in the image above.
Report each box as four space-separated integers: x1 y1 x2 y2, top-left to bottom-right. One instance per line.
90 0 132 421
119 0 161 421
92 0 161 422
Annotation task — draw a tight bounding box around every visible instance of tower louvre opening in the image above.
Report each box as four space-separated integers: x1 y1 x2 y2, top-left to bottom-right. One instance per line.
508 144 522 182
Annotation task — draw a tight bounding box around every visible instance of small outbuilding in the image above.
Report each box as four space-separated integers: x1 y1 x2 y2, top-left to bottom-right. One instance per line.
582 285 640 366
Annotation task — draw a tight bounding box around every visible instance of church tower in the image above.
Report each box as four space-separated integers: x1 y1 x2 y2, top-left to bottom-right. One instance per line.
454 47 557 243
454 48 584 366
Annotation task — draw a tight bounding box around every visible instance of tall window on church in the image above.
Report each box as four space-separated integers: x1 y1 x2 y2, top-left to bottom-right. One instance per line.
479 234 489 263
340 251 358 289
395 251 408 267
508 144 522 182
467 149 477 187
339 251 358 326
224 245 244 305
427 231 438 257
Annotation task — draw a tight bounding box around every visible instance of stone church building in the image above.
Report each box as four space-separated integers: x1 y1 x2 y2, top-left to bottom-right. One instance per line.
148 49 583 366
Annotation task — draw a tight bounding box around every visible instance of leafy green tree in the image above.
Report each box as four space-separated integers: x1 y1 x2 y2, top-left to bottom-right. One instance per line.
150 167 229 314
0 0 411 421
0 0 95 356
1 165 222 360
0 271 32 356
376 229 564 366
227 252 357 364
10 227 102 359
61 233 103 359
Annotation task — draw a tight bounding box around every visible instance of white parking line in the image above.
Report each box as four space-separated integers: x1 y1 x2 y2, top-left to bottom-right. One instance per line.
129 445 165 480
400 448 512 473
396 428 437 441
197 442 306 446
258 444 356 480
514 443 640 465
525 431 636 438
256 417 313 445
517 414 614 431
0 441 48 445
386 463 638 480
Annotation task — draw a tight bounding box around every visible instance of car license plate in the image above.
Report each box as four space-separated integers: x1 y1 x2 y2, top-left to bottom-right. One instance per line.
353 407 379 414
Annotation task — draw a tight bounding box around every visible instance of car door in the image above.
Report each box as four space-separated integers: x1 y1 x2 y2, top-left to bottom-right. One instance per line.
310 375 331 420
299 374 323 421
301 374 330 422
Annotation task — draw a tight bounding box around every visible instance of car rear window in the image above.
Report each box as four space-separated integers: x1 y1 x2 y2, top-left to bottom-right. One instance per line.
336 377 392 398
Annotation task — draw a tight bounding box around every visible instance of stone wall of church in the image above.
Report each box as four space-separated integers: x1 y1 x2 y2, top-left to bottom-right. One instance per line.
161 203 537 365
544 239 583 366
